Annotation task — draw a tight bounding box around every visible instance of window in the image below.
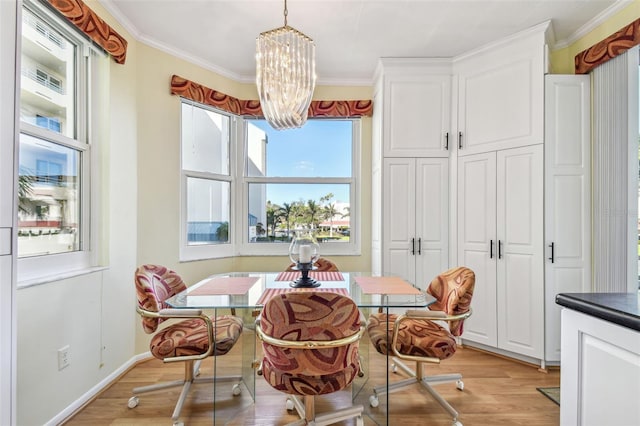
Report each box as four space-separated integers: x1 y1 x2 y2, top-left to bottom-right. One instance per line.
180 101 233 260
17 0 101 281
242 119 359 256
179 101 361 261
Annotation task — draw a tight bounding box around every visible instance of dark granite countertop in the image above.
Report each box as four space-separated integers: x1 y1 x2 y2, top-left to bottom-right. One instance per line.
556 292 640 332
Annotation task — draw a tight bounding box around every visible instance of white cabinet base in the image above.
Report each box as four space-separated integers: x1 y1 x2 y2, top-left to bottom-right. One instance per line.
560 308 640 426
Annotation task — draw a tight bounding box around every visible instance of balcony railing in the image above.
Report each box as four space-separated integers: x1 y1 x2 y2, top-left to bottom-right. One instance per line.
21 67 65 95
23 11 66 49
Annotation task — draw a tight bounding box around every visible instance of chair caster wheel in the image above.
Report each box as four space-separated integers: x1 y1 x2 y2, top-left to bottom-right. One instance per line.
369 395 379 407
127 396 139 409
452 421 463 426
232 384 242 396
356 415 364 426
173 422 184 426
286 398 295 411
456 380 464 391
391 363 398 373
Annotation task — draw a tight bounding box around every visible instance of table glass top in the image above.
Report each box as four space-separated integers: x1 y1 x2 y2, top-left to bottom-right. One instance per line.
165 271 434 309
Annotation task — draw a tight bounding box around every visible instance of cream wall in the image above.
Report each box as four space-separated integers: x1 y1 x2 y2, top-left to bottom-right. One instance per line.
551 1 640 74
134 44 373 278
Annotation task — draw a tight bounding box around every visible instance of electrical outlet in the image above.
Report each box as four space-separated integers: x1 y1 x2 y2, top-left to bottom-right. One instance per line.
58 345 70 370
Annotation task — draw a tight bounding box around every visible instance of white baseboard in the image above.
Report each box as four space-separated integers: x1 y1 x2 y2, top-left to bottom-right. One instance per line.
45 352 152 426
460 340 544 367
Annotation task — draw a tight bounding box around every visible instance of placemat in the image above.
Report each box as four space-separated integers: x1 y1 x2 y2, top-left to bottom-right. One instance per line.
256 287 349 305
188 276 259 296
354 276 422 295
275 271 344 281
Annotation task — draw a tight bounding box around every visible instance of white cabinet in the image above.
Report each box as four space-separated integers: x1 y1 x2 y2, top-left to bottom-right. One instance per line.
372 24 552 363
458 145 544 359
544 75 591 362
378 59 452 158
560 308 640 425
383 158 449 289
454 23 546 156
372 59 452 285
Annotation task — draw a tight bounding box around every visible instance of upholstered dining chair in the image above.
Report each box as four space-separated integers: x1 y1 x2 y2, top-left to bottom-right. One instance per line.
129 264 244 426
285 257 340 272
256 291 366 426
366 266 475 426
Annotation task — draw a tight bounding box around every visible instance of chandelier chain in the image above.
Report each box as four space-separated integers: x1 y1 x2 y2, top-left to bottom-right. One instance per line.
283 0 288 26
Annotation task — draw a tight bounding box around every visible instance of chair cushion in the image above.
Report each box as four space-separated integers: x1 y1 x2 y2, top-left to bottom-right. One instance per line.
150 315 243 359
261 347 360 396
367 313 457 361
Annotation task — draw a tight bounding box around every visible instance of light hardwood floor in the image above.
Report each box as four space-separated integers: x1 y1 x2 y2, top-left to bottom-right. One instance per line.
63 342 560 426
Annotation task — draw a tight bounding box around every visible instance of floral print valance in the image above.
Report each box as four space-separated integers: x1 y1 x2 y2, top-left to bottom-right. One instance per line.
575 17 640 74
170 75 373 118
47 0 128 64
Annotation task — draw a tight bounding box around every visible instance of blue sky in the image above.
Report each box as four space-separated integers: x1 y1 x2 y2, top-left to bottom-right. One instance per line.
250 119 353 206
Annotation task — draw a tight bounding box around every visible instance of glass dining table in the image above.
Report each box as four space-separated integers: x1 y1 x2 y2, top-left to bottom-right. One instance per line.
165 271 434 425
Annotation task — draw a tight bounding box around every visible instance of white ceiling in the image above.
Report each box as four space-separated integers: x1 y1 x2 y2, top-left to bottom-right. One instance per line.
100 0 629 85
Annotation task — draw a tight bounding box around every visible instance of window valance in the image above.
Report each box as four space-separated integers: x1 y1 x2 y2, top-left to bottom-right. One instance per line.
575 17 640 74
170 75 373 118
47 0 128 64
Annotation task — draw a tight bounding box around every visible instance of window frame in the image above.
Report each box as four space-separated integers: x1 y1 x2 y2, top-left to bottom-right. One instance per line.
179 99 362 261
237 118 361 257
17 0 100 284
179 100 237 261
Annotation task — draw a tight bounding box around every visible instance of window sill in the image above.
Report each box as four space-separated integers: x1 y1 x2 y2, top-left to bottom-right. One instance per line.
17 265 108 289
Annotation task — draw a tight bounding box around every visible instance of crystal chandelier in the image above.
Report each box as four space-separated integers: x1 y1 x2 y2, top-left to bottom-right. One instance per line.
256 0 316 130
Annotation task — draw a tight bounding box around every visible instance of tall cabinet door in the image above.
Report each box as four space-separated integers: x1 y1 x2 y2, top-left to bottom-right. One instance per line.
457 152 497 347
455 30 544 156
544 75 591 362
496 145 544 359
383 158 417 284
415 158 449 290
383 74 451 158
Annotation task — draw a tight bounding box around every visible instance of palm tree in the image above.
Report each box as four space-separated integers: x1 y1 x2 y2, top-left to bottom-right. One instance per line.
279 203 295 239
18 173 35 215
266 201 280 238
216 221 229 242
341 206 350 219
324 203 339 237
306 199 321 230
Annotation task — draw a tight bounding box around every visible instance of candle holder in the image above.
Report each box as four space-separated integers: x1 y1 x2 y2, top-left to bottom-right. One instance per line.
288 230 321 288
290 262 320 288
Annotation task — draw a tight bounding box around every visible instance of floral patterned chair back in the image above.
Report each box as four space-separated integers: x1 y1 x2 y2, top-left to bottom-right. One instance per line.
134 264 187 334
426 266 475 336
260 291 361 396
285 257 339 272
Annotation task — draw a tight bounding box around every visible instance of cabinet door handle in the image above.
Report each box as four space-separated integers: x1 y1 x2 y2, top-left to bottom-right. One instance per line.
445 132 449 150
418 238 422 255
458 131 463 149
490 239 493 258
549 242 555 263
411 238 415 255
498 240 502 259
